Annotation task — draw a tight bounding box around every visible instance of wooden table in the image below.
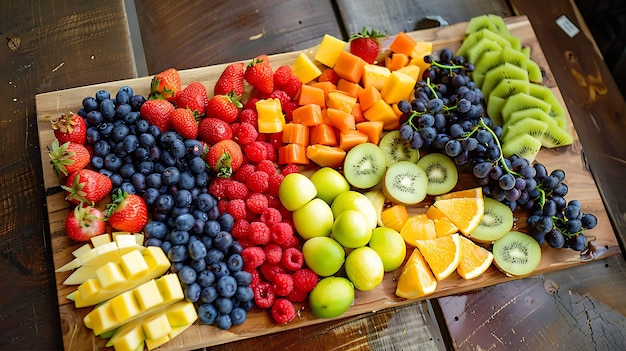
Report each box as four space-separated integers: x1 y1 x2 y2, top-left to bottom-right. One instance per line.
1 0 624 350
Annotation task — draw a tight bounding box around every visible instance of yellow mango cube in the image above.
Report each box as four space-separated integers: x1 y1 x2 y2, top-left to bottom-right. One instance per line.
363 99 400 130
155 273 185 302
142 246 171 273
292 52 322 84
145 334 170 351
110 324 144 351
76 279 101 300
134 279 164 311
314 34 347 68
256 98 285 133
396 64 421 81
90 233 112 247
361 64 391 91
85 303 118 334
110 290 142 322
96 262 126 289
119 249 149 281
381 71 416 104
409 41 433 75
166 301 199 327
326 91 357 114
142 314 172 341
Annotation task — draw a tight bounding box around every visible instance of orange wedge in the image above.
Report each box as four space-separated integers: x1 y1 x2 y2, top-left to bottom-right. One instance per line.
381 204 409 233
414 234 461 280
432 197 484 236
400 214 436 245
457 236 493 279
395 248 437 299
434 187 483 201
426 206 458 237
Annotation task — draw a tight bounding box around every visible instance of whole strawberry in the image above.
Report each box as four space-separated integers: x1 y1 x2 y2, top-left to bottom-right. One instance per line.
198 117 233 145
349 27 384 64
140 99 175 132
107 190 148 233
175 81 209 117
51 112 87 145
49 139 90 178
170 108 198 139
63 168 113 205
150 68 181 100
206 139 244 178
214 62 245 96
206 92 243 123
65 204 107 242
245 55 274 94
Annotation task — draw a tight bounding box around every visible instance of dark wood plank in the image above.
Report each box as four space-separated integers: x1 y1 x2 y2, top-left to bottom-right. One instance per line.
0 0 136 349
134 0 342 74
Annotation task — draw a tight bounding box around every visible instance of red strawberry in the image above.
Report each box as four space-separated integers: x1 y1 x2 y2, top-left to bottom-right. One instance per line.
150 68 181 100
245 55 274 94
51 111 87 145
170 108 198 139
349 27 384 64
107 190 148 233
215 62 245 96
65 204 107 242
140 99 175 132
175 82 209 117
63 169 113 205
198 117 233 145
206 92 243 123
49 139 90 178
206 139 244 178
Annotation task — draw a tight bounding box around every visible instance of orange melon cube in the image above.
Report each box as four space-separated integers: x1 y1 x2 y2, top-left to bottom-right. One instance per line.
361 64 391 91
363 99 400 130
306 144 346 167
309 123 338 146
381 71 416 104
355 120 384 144
351 103 366 123
389 32 417 57
326 107 355 132
358 86 382 111
282 123 309 145
326 90 357 114
298 84 326 108
385 53 409 71
291 104 323 126
333 50 367 83
256 98 285 133
292 52 322 84
309 81 337 100
278 143 309 165
336 79 363 98
339 129 369 151
314 34 348 68
318 68 340 84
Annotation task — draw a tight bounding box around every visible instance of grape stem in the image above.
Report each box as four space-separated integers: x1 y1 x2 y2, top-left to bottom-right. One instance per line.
428 59 464 75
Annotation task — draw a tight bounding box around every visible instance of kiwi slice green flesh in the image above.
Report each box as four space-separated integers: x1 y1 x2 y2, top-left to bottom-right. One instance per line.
382 161 428 205
503 108 572 148
464 15 499 36
467 39 506 67
526 58 543 84
487 14 511 36
472 50 504 87
458 29 510 59
501 93 552 123
482 63 529 102
470 197 514 243
487 79 531 125
343 142 387 189
500 47 528 70
528 84 566 128
492 231 542 276
501 133 543 163
501 117 548 143
416 153 458 196
378 130 420 167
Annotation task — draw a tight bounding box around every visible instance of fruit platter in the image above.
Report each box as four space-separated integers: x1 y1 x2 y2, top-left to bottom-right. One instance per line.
36 15 619 351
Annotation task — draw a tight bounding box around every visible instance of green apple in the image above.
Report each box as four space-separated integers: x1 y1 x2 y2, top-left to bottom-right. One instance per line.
293 198 334 239
344 246 384 291
330 191 377 231
309 167 351 204
331 210 371 248
368 226 407 272
308 276 354 318
279 173 317 211
302 236 345 277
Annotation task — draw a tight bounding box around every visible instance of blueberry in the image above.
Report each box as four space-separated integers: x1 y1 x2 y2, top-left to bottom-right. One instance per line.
139 133 156 148
124 110 140 124
184 139 204 157
120 182 136 194
100 98 116 120
198 270 216 288
156 193 175 213
144 237 162 247
104 153 123 171
86 110 104 125
170 261 184 273
93 140 110 157
193 210 209 222
178 266 197 285
215 313 232 330
160 150 177 167
197 303 218 325
161 241 172 254
197 193 217 212
191 218 205 235
162 167 181 185
229 307 247 326
82 96 99 112
201 236 213 251
90 156 104 169
216 275 238 298
226 253 243 272
168 244 188 262
108 173 123 189
136 159 154 175
170 230 189 245
178 171 196 190
190 258 207 272
188 156 206 174
217 213 234 232
215 296 233 315
86 127 100 144
119 163 136 179
205 249 225 266
214 232 233 252
235 286 254 302
95 89 110 102
175 213 195 231
170 139 186 159
212 262 230 279
188 239 207 261
146 173 162 189
160 131 179 146
115 103 132 119
122 134 139 153
144 221 168 239
207 205 220 220
233 271 252 287
229 241 243 255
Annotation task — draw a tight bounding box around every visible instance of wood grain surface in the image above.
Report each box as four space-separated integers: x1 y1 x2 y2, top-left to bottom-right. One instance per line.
36 16 620 350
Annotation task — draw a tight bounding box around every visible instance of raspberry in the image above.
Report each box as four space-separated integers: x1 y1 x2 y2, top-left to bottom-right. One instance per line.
217 198 229 214
260 208 282 227
246 192 269 214
238 108 258 128
269 90 291 111
245 171 269 193
225 180 249 200
208 177 230 199
234 163 256 183
266 173 284 196
263 243 283 265
244 97 260 110
279 231 300 250
226 199 247 220
253 282 275 309
271 273 294 296
241 246 266 269
318 68 340 85
282 101 298 122
267 132 284 151
231 218 250 240
279 163 300 176
255 159 277 176
279 204 293 220
244 141 268 163
281 77 302 100
259 261 285 282
245 267 262 288
270 221 294 245
234 122 259 146
281 247 304 271
292 268 318 292
248 221 270 245
273 65 293 86
261 141 277 162
271 298 296 324
286 288 308 303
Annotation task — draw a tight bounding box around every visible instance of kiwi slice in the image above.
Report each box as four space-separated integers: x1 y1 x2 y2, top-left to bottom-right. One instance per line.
501 118 548 144
464 15 499 36
472 50 505 87
528 84 566 129
521 46 531 59
378 130 420 167
482 63 529 101
538 123 574 148
503 108 572 148
500 47 528 70
487 14 511 36
467 38 506 67
470 197 514 243
343 142 387 189
500 33 522 51
501 133 543 163
487 79 531 125
381 161 428 205
492 231 541 276
416 153 458 196
526 58 543 84
457 29 511 59
500 93 552 123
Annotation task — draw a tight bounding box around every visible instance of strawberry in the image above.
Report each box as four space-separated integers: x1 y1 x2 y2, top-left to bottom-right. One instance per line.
206 92 243 123
206 139 244 178
170 108 198 139
140 99 175 132
65 204 107 242
198 117 233 145
150 68 181 100
107 190 148 233
245 55 274 94
175 82 209 117
349 27 384 64
215 62 245 96
63 169 113 205
51 111 87 145
49 139 90 178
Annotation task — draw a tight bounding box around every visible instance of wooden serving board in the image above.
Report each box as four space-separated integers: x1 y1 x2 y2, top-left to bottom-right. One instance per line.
36 16 620 351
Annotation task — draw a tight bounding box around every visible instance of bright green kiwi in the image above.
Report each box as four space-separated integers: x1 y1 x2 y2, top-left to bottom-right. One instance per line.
500 93 552 123
482 63 529 101
500 47 528 69
501 118 548 144
467 38 506 66
464 15 499 36
416 153 458 196
381 161 428 205
472 50 505 87
528 84 566 129
378 130 420 167
526 58 543 84
457 29 511 59
343 142 387 189
501 133 543 163
503 108 572 148
487 79 531 125
492 231 541 276
487 14 511 36
470 197 514 243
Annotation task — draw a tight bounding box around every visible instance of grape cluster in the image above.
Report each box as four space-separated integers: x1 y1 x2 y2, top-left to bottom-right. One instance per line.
79 87 252 329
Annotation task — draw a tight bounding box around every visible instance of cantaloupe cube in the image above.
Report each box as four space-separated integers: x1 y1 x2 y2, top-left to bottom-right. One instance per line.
278 143 309 165
143 314 172 341
256 98 285 133
306 144 346 167
326 107 356 132
292 52 322 84
336 79 363 98
363 99 400 130
298 84 326 108
292 104 323 126
309 81 337 100
351 103 366 123
361 64 390 91
385 53 409 71
333 50 366 83
339 130 369 151
314 34 347 68
381 71 416 104
96 262 126 289
358 86 382 111
282 123 310 145
326 90 357 114
389 32 417 56
309 124 338 146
